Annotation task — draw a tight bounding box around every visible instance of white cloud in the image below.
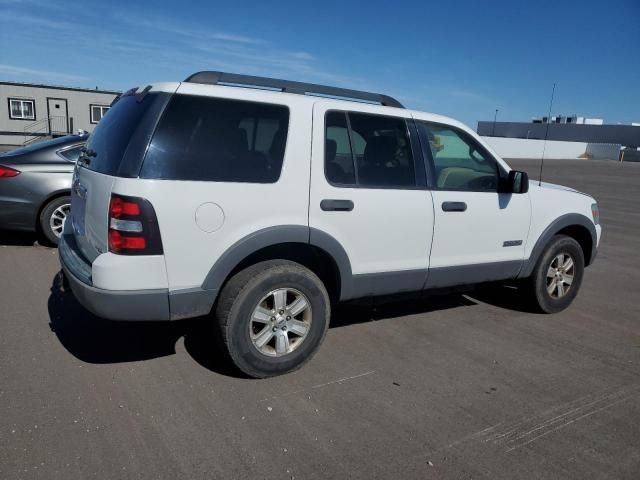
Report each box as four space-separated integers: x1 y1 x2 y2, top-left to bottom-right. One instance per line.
117 16 264 46
0 8 359 91
107 14 354 87
289 51 316 61
0 12 74 30
0 64 86 82
209 33 263 45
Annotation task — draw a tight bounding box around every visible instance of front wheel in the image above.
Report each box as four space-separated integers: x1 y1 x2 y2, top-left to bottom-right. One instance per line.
39 196 71 246
526 234 585 313
215 260 330 378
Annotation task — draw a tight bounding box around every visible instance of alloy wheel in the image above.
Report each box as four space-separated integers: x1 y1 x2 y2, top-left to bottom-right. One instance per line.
49 203 70 238
546 253 575 299
249 288 312 357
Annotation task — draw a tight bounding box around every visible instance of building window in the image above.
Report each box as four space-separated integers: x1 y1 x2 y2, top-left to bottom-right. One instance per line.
8 98 36 120
90 104 110 124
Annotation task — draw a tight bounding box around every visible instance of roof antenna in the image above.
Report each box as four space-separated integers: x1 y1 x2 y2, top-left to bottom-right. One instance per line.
538 82 556 186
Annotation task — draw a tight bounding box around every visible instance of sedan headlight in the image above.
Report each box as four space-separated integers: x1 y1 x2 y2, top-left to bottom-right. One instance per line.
591 203 600 225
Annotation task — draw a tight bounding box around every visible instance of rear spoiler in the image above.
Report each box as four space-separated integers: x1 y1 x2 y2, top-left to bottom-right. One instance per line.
110 85 152 107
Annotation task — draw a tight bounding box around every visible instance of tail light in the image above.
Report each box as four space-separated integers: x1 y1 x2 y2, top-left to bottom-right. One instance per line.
108 194 163 255
0 165 20 177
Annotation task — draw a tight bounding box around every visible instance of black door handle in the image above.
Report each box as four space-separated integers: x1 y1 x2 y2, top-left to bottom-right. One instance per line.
321 199 354 212
442 201 467 212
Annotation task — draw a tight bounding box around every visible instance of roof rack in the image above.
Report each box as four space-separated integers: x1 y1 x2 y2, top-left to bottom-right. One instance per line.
184 71 404 109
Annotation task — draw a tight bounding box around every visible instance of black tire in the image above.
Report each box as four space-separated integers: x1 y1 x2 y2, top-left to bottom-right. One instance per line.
215 260 330 378
526 234 585 313
39 196 71 246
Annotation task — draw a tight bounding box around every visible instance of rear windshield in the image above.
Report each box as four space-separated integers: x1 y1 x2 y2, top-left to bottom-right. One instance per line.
84 93 167 176
140 95 289 183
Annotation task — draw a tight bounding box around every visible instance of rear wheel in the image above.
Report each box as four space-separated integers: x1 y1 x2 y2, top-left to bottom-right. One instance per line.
39 196 71 246
526 234 584 313
215 260 330 378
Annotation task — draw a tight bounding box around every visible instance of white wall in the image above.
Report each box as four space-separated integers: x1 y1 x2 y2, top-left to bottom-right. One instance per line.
481 137 587 159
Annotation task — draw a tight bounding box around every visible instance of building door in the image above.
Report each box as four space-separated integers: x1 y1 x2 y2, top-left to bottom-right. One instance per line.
47 98 69 135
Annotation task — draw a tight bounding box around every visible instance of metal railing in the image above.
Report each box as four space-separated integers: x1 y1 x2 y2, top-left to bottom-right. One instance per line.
23 116 68 145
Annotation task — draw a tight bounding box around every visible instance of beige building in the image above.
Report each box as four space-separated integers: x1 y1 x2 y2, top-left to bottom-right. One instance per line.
0 81 120 149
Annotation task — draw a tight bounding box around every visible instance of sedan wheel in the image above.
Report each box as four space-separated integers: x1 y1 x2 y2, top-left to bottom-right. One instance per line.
39 195 71 246
49 203 70 239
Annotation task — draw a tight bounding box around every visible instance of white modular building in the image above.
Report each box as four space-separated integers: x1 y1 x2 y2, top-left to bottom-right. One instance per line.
0 81 120 149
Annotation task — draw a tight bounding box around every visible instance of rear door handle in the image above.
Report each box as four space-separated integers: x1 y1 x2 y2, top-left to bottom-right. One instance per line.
442 201 467 212
321 199 354 212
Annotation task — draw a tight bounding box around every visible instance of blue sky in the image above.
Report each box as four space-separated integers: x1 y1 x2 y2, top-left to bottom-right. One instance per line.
1 0 639 127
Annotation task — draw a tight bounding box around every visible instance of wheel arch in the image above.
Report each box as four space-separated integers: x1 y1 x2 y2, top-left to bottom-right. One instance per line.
201 226 353 304
519 213 597 278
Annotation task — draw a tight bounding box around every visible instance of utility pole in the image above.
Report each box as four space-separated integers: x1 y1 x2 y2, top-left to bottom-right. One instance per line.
492 109 499 136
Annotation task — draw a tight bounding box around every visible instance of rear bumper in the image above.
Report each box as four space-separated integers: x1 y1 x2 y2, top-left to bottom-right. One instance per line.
58 232 215 320
59 233 171 320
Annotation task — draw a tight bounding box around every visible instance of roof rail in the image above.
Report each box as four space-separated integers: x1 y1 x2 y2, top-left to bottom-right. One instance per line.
184 71 404 108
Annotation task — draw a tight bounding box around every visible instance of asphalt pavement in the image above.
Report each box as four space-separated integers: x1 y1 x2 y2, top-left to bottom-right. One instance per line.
1 158 639 479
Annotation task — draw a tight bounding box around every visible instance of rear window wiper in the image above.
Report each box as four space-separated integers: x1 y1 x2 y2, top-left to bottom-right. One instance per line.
78 147 96 166
80 146 96 157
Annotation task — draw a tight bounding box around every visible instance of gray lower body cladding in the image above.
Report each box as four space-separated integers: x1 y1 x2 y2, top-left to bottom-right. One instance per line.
58 217 598 321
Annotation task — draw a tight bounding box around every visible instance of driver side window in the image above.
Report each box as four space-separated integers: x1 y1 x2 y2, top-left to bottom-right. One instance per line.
418 122 499 192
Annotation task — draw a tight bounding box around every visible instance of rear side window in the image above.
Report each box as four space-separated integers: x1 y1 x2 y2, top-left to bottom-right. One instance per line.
141 95 289 183
325 110 416 188
3 136 86 157
57 145 84 162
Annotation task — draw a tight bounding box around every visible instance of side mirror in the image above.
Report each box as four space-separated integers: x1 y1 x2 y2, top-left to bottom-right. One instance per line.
507 170 529 194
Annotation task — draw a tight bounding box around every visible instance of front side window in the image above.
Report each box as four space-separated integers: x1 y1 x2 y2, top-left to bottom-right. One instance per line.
419 122 499 191
90 104 110 124
324 110 416 188
141 95 289 183
9 98 35 120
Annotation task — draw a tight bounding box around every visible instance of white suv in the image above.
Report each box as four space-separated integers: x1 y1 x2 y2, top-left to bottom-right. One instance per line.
59 72 601 377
